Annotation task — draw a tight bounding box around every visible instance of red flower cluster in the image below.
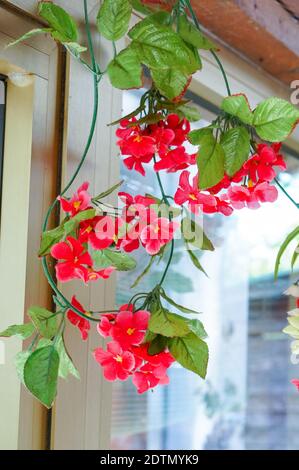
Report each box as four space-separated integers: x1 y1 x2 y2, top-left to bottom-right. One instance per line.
51 183 179 284
174 143 286 215
117 115 195 175
94 305 174 393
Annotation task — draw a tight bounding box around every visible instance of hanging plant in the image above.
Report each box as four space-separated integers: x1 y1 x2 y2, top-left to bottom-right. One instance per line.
2 0 299 408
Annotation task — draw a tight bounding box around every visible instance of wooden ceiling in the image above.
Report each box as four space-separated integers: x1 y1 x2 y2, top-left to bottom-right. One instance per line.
191 0 299 86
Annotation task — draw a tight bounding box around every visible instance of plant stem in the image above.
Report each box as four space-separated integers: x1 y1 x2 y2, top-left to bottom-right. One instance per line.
183 0 232 96
40 0 111 322
153 156 175 286
275 178 299 209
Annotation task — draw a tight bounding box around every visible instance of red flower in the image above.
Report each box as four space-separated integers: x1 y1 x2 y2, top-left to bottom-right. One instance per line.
116 118 139 140
58 182 91 217
252 181 278 204
78 216 114 250
97 313 116 338
146 124 175 157
291 379 299 391
117 119 156 176
123 153 153 176
133 343 175 368
227 181 278 210
174 171 217 214
243 143 286 183
140 217 179 255
208 175 231 195
110 309 150 349
93 341 135 381
132 363 170 394
67 295 90 341
51 236 93 283
204 195 234 216
164 114 190 146
86 266 115 282
92 215 122 249
154 147 196 173
119 192 155 223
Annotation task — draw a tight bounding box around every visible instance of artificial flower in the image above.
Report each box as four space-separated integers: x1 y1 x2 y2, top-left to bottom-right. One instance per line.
132 363 170 394
51 236 92 283
67 295 90 341
110 309 150 349
140 217 179 255
174 171 217 214
154 147 196 173
243 143 286 183
58 182 91 217
93 341 135 381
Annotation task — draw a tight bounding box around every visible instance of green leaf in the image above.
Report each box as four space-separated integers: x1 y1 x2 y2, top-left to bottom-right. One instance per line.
129 0 152 15
7 28 52 48
38 2 78 42
148 335 168 355
39 224 65 257
28 307 58 340
55 336 80 380
168 332 209 379
178 16 217 50
151 67 190 100
185 244 208 276
93 180 124 201
197 134 225 190
291 245 299 270
221 127 250 176
160 288 199 314
253 97 299 142
129 20 200 75
188 127 213 145
149 308 190 337
221 94 253 125
15 351 31 383
131 256 155 288
144 330 157 343
107 46 143 90
64 42 87 58
186 319 207 339
24 346 59 408
274 226 299 279
0 323 35 340
181 216 214 251
177 104 201 122
97 0 132 41
92 249 137 272
63 209 96 235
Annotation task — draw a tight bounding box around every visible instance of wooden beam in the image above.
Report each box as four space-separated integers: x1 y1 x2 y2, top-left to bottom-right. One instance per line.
191 0 299 86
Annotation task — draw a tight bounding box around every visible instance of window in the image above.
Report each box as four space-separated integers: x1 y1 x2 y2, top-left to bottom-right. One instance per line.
0 76 6 214
110 88 299 451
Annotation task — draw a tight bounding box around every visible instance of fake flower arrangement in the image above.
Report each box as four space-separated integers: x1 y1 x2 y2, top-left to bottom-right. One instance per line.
1 0 299 407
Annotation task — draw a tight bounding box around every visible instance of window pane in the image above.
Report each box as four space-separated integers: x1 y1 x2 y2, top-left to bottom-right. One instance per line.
111 89 299 450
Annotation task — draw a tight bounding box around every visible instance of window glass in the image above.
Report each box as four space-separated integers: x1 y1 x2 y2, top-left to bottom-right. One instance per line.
111 89 299 450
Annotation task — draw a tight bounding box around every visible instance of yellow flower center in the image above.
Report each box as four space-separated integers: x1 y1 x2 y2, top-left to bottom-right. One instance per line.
248 179 254 188
127 327 135 336
73 201 81 210
115 355 123 363
154 225 160 234
85 225 93 234
84 311 92 318
134 135 142 143
189 193 197 201
74 257 79 263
